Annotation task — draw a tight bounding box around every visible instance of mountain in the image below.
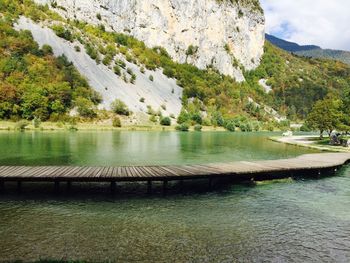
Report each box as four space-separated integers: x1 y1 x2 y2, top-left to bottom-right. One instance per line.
35 0 265 81
266 34 350 65
1 0 350 128
265 34 320 52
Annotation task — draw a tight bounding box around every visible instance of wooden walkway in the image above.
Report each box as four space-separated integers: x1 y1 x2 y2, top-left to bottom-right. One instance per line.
0 153 349 192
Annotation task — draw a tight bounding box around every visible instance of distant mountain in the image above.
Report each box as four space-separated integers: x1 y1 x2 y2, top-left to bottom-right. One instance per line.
265 34 320 52
266 34 350 65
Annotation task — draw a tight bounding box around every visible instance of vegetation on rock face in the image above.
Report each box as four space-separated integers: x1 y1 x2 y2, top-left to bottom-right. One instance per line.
1 0 350 133
245 42 350 121
0 10 100 121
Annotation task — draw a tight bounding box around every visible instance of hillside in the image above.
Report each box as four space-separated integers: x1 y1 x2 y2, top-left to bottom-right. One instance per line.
35 0 265 81
1 0 350 130
265 34 320 52
245 42 350 120
266 34 350 66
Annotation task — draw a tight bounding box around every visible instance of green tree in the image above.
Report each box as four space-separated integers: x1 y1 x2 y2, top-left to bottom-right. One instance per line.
111 99 130 116
306 98 343 139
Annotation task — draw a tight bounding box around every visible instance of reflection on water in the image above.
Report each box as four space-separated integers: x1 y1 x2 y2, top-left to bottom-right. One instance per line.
0 167 350 262
0 131 318 166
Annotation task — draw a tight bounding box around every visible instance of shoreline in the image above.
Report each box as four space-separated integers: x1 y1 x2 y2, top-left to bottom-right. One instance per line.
271 135 350 153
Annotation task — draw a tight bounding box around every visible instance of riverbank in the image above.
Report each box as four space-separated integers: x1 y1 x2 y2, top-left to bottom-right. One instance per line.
271 135 350 153
0 121 227 132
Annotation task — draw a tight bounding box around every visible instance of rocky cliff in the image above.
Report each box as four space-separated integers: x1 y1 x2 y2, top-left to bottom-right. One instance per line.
35 0 265 81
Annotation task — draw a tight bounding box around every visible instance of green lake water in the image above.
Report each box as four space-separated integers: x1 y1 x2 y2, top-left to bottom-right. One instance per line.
0 131 349 262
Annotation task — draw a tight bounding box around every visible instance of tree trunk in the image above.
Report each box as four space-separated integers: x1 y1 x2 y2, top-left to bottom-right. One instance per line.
320 130 324 139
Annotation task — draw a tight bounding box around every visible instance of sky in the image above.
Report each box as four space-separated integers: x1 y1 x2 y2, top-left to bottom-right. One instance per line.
260 0 350 51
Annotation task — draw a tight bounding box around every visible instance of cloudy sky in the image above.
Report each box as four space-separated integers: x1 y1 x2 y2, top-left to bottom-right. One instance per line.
260 0 350 51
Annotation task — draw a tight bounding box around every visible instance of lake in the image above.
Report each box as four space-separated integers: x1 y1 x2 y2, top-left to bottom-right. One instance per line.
0 131 318 166
0 131 349 262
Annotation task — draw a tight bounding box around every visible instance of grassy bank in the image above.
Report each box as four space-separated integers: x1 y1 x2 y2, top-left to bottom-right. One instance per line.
271 136 350 153
0 120 228 132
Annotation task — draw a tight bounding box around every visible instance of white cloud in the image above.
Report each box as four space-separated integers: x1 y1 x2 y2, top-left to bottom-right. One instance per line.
261 0 350 51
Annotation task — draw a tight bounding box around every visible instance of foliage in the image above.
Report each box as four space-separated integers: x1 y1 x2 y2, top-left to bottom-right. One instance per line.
245 42 350 120
32 116 41 128
112 116 122 127
160 116 171 126
224 120 236 132
75 97 97 118
306 97 343 138
15 120 28 130
0 17 100 121
175 123 189 132
111 99 130 116
194 124 202 131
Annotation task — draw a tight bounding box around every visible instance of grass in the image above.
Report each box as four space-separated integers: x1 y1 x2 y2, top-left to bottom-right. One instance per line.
0 121 228 132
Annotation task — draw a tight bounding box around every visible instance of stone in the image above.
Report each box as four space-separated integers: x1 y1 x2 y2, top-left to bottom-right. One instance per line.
34 0 265 81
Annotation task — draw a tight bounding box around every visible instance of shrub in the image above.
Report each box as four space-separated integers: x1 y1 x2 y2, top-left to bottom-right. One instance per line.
127 68 133 75
32 117 41 128
176 123 189 132
177 110 190 124
75 97 97 118
112 117 122 127
111 99 130 116
130 73 136 84
52 25 73 42
160 116 171 126
149 115 158 123
194 124 202 131
225 121 236 132
191 112 202 125
41 44 53 55
186 45 198 56
96 13 101 20
85 43 98 60
16 120 28 131
113 65 121 76
149 75 154 82
116 59 126 69
139 97 145 103
300 123 312 132
74 45 81 52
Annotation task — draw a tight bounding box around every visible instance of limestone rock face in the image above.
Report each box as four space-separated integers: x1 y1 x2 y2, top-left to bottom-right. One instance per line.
35 0 265 81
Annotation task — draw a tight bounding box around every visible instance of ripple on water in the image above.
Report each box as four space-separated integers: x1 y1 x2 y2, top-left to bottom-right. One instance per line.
0 169 350 262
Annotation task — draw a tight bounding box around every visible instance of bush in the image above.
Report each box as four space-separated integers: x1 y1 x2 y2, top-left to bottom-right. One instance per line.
32 117 41 128
225 121 236 132
177 110 190 124
160 116 171 126
194 124 202 131
113 65 121 76
16 120 28 131
176 123 189 132
52 25 73 42
300 123 312 132
112 117 122 127
139 97 145 103
75 97 97 118
191 112 202 125
41 44 53 55
111 99 130 116
149 75 154 82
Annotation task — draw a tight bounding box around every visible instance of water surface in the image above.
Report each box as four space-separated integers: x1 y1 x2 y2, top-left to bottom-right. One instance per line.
0 131 318 166
0 169 349 262
2 131 347 262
